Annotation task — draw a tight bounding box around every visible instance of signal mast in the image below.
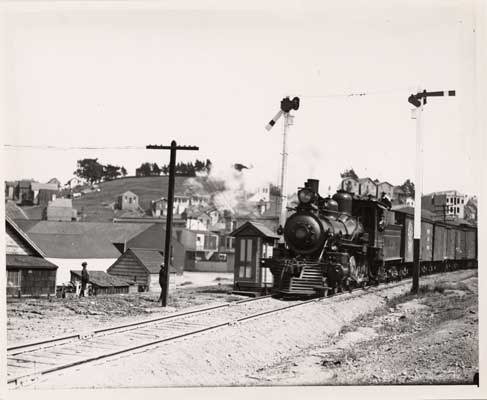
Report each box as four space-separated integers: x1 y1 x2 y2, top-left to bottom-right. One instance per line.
265 96 300 238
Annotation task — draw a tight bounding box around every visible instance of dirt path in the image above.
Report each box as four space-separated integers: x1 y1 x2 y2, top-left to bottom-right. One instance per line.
255 274 478 385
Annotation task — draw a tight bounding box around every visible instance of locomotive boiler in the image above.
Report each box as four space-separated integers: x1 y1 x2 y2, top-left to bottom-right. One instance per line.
269 179 376 296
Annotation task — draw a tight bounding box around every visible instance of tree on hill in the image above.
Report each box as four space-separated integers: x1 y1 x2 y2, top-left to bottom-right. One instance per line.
121 166 128 177
152 163 161 176
135 162 154 177
103 164 122 181
340 168 359 180
74 158 104 184
400 179 415 198
159 158 213 176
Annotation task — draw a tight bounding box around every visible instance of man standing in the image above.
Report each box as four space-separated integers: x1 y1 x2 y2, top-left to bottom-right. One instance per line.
80 262 89 298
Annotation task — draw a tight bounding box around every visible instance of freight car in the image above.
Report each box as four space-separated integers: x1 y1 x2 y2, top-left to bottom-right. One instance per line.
266 179 477 296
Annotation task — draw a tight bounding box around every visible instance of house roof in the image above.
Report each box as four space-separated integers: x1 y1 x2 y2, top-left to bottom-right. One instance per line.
26 233 122 258
391 205 436 220
71 270 133 287
15 220 152 242
358 177 376 184
6 254 58 270
120 190 138 197
12 220 153 259
5 201 29 220
31 183 59 192
6 216 46 257
129 248 179 273
378 181 394 187
230 221 280 239
393 186 405 194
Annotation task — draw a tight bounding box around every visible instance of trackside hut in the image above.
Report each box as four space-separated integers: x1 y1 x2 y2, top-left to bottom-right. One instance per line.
231 221 279 294
70 270 136 295
5 216 58 297
107 248 182 292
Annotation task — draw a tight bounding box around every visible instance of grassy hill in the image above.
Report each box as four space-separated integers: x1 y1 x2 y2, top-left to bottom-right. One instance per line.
72 175 211 222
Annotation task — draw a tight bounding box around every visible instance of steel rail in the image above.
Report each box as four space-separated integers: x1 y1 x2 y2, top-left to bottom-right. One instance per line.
7 279 418 387
7 295 272 354
8 270 473 387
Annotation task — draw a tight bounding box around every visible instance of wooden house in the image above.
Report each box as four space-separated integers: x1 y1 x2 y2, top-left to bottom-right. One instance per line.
117 191 139 211
5 216 58 297
107 248 181 292
70 270 136 295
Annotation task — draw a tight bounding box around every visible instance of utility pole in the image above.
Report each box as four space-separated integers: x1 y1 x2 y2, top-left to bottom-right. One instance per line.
408 89 455 293
265 96 300 239
147 141 199 306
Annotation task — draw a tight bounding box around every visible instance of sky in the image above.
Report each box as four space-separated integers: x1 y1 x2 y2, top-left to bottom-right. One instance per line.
1 0 484 197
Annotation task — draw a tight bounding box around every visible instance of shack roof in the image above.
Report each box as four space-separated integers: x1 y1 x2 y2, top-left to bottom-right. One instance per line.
129 248 180 273
6 254 58 270
71 270 133 287
230 221 280 239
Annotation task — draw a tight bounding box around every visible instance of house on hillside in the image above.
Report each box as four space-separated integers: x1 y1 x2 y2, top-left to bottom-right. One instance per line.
117 191 139 210
65 177 85 190
12 220 153 285
358 178 378 197
44 198 77 221
377 182 394 200
182 208 211 231
5 216 58 297
70 270 136 295
340 177 360 194
107 248 181 292
5 181 16 200
393 186 406 204
16 180 35 205
31 182 60 205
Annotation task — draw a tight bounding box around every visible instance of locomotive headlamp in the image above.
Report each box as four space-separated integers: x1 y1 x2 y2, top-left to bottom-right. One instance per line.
298 188 314 204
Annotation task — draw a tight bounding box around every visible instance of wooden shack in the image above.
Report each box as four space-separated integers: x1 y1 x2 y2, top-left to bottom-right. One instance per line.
70 270 136 295
231 221 279 296
5 216 58 297
107 248 181 292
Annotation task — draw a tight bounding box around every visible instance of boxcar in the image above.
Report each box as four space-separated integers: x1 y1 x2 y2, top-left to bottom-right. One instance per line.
465 229 477 260
433 224 448 261
455 228 466 260
402 214 414 263
446 227 456 260
420 220 434 262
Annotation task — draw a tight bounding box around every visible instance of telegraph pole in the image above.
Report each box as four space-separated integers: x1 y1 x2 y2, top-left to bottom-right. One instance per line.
147 141 199 306
265 96 300 239
408 89 455 293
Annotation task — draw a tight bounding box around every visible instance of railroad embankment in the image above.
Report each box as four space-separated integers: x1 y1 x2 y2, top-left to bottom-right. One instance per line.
27 269 477 389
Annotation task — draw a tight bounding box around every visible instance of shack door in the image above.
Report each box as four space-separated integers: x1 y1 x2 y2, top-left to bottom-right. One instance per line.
236 237 258 281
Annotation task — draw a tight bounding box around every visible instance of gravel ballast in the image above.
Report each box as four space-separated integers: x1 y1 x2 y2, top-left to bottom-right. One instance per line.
24 270 477 389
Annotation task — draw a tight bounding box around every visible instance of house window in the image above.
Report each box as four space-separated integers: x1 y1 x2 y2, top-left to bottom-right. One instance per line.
129 198 132 204
226 237 235 249
239 239 253 279
7 270 21 288
457 207 459 213
450 207 453 213
204 235 217 250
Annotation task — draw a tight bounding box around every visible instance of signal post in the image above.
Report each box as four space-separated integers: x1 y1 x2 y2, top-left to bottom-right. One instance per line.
408 89 455 293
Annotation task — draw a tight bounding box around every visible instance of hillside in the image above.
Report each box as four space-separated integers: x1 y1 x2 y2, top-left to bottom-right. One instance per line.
72 176 213 222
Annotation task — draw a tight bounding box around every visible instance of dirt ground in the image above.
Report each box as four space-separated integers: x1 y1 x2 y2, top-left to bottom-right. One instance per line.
256 274 479 385
21 269 478 390
7 272 238 344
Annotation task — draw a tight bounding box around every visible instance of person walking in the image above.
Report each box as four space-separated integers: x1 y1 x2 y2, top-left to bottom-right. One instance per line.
80 262 90 298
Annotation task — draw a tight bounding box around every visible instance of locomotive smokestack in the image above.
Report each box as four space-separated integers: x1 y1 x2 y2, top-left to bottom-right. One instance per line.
306 179 320 194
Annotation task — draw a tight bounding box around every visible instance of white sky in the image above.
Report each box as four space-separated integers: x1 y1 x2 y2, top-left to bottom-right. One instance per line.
1 0 483 196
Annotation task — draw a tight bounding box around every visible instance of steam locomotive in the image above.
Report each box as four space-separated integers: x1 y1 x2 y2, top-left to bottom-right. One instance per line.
267 178 477 297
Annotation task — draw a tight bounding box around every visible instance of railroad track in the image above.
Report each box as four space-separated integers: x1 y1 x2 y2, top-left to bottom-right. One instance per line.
7 275 443 388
